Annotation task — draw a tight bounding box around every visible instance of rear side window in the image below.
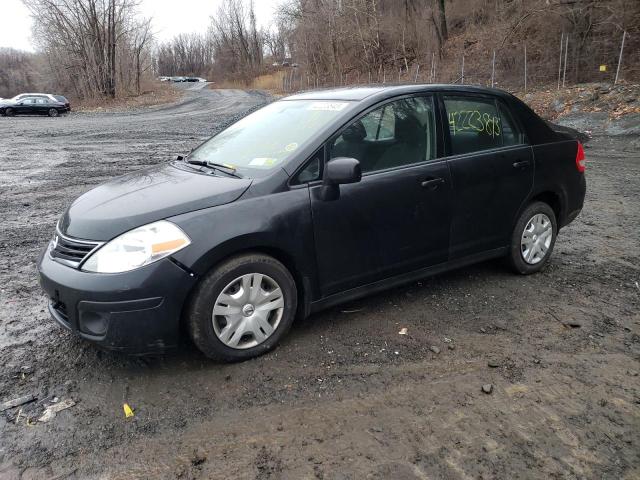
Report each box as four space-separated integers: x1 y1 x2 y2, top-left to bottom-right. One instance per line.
497 102 526 146
443 96 523 155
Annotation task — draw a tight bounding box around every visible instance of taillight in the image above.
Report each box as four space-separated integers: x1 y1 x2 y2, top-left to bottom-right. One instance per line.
576 142 586 172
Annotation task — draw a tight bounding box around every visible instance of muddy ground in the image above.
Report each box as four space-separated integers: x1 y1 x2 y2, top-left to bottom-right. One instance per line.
0 85 639 480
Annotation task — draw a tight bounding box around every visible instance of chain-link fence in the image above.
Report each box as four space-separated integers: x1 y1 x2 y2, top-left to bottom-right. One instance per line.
279 30 637 95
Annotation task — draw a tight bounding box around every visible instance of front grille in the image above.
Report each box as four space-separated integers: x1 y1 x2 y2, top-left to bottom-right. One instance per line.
50 231 101 268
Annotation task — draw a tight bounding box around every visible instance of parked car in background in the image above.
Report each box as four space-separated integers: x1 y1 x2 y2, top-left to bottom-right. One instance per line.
1 95 69 117
52 95 71 111
171 76 186 82
9 93 71 111
38 85 586 361
159 76 170 82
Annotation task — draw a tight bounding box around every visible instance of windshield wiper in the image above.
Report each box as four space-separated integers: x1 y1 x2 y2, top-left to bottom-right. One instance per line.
207 162 243 178
182 157 242 178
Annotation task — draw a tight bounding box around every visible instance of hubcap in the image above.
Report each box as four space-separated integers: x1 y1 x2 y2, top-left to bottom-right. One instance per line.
521 213 553 265
212 273 284 349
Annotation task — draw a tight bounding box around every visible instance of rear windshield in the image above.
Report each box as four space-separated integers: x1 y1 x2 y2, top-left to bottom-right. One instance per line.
188 100 351 177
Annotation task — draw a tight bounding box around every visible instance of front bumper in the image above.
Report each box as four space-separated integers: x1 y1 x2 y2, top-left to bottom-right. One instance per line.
37 246 198 354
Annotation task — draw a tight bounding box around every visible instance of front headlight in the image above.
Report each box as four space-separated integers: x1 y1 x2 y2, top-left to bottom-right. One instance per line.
82 220 191 273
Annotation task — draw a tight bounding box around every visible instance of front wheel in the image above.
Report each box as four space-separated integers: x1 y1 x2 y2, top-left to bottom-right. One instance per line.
5 107 15 117
48 108 59 117
187 253 298 362
508 201 557 274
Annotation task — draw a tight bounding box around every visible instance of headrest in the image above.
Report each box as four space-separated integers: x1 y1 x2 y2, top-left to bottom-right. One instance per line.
342 120 366 142
395 113 424 144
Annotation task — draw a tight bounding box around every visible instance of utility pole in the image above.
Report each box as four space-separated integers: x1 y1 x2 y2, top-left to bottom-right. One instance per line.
414 64 420 82
615 30 627 85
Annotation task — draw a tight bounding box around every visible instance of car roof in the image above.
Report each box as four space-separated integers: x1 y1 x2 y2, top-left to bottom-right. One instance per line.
282 84 514 102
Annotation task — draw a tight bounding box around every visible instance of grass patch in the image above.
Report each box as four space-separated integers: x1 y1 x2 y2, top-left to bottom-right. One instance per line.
74 81 183 112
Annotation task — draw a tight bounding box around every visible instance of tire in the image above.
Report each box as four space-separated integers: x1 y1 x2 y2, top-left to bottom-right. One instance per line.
187 253 298 362
48 108 59 117
5 107 14 117
508 201 557 275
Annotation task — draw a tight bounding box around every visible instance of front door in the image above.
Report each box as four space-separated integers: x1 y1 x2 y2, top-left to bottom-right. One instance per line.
441 94 534 258
15 97 36 114
310 95 452 297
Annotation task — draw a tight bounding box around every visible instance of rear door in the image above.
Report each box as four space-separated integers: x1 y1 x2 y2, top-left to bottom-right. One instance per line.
440 94 533 259
35 97 50 114
308 95 452 296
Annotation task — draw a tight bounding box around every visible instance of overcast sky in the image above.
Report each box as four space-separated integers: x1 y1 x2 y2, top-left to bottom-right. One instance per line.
0 0 281 52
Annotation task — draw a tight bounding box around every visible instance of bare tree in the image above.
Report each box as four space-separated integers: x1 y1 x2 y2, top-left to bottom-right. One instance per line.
22 0 154 99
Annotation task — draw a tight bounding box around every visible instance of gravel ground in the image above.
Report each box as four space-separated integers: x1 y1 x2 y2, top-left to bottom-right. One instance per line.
0 85 639 480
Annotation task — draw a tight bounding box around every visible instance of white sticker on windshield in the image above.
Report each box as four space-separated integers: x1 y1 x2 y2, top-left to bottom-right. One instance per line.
308 102 349 112
249 157 278 167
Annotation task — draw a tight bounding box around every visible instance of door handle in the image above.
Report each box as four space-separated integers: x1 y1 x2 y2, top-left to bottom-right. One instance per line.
421 177 445 190
512 160 531 169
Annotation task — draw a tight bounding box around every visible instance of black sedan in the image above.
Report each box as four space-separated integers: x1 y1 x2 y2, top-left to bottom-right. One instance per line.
1 96 69 117
38 85 586 361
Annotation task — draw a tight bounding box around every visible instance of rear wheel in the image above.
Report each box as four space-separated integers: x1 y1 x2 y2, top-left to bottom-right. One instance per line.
5 107 14 117
48 108 59 117
508 201 557 274
187 253 297 362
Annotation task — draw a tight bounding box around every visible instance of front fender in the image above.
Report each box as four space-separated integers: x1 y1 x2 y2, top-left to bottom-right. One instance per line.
168 187 320 300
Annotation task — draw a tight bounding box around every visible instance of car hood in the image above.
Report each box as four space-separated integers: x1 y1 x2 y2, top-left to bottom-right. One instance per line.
60 162 252 240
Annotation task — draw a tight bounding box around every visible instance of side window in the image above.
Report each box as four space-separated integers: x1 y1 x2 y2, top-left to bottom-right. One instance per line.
292 148 323 185
360 105 395 141
497 102 525 146
329 96 436 174
443 96 503 155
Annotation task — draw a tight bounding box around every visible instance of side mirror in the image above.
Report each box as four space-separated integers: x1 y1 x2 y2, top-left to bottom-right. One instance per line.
320 157 361 201
324 157 361 185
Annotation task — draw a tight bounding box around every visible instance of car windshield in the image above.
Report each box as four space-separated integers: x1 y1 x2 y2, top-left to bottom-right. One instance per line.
188 100 352 177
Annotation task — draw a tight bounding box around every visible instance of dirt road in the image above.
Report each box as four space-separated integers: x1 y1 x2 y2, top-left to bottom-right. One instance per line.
0 86 639 480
